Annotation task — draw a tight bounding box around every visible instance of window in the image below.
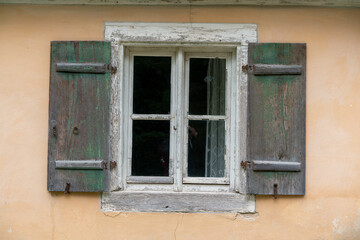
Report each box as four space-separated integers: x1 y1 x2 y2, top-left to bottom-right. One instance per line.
102 22 257 212
47 24 306 212
125 50 231 187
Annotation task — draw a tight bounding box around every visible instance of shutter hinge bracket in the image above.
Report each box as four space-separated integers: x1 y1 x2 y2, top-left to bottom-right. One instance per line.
106 64 117 74
242 65 248 72
241 161 247 169
110 161 117 170
242 64 254 73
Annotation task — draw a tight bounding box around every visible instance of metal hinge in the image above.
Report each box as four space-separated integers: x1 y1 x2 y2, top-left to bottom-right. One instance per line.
110 161 117 170
242 64 254 72
111 66 117 74
106 64 117 74
241 161 248 169
242 65 248 72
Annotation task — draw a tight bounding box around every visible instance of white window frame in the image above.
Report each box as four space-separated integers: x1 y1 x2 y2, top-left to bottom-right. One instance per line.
102 22 257 213
183 52 231 185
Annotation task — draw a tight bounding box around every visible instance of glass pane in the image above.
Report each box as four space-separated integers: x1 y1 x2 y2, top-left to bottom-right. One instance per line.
189 58 226 115
133 56 171 114
132 120 170 176
188 120 225 177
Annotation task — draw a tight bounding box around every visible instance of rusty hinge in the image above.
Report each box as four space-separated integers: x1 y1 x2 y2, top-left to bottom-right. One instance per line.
242 65 248 72
241 161 247 169
242 64 254 73
105 64 117 74
110 161 117 170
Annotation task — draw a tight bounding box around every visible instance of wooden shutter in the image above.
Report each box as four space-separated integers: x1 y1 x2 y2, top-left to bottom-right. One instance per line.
47 41 111 192
245 43 306 196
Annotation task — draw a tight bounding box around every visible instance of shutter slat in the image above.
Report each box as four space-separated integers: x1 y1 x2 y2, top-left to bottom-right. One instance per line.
55 160 106 170
251 160 301 172
56 62 108 73
47 41 111 192
249 64 302 75
245 43 306 196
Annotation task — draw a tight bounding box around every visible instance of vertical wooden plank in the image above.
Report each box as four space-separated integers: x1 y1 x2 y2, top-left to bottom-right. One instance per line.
247 43 306 195
48 41 111 192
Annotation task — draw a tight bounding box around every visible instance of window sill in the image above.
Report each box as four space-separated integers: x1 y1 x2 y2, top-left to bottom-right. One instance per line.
101 191 255 213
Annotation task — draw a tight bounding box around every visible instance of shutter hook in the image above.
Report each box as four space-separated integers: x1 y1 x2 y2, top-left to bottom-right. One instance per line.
64 183 70 194
274 184 278 199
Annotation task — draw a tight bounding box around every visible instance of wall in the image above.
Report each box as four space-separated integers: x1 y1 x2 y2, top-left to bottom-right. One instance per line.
0 5 360 240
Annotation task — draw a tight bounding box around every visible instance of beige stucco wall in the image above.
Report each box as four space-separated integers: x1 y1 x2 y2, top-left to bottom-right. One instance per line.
0 5 360 240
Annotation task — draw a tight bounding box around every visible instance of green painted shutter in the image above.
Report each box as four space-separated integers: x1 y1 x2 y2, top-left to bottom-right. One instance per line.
246 43 306 196
47 41 111 192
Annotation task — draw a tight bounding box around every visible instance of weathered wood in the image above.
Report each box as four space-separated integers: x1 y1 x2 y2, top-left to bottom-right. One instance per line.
251 160 301 172
104 22 257 44
126 176 174 184
183 177 229 184
247 43 306 195
48 41 111 192
2 0 359 7
102 192 255 213
103 24 258 205
56 62 107 73
187 115 226 121
249 64 302 75
109 41 122 192
131 114 171 120
55 160 106 170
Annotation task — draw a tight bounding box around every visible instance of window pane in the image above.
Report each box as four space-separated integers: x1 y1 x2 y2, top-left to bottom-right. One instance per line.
189 58 226 115
132 120 170 176
133 56 171 114
188 120 225 177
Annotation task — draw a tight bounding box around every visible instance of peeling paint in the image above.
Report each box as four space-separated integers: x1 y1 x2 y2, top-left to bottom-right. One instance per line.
103 212 121 217
235 212 259 221
333 211 360 240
